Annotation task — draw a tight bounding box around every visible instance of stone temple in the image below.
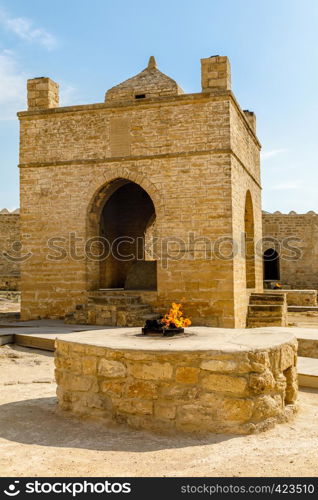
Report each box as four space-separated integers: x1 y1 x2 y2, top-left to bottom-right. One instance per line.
0 55 304 436
17 55 264 328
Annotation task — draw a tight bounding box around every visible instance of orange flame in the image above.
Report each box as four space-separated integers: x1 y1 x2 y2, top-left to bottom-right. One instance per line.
161 302 192 329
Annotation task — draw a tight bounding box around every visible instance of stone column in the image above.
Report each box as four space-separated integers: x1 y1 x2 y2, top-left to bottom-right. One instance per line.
201 55 231 92
27 77 59 111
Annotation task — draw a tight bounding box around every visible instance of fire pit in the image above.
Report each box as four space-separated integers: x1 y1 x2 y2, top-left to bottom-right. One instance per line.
142 302 190 336
142 319 184 336
55 327 298 435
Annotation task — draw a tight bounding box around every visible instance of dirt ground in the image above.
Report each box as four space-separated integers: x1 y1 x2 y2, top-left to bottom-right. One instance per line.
288 311 318 328
0 344 318 477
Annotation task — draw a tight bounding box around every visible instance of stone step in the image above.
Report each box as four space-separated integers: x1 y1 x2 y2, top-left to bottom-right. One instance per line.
250 295 285 305
0 312 20 321
0 332 14 345
288 306 318 313
298 356 318 389
14 333 56 351
296 330 318 359
66 290 158 327
247 317 284 327
247 293 287 327
116 304 151 312
248 304 285 313
89 295 141 305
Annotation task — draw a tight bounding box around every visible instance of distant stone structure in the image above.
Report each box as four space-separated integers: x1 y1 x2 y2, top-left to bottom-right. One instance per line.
262 211 318 290
3 208 317 303
0 209 20 290
17 55 263 327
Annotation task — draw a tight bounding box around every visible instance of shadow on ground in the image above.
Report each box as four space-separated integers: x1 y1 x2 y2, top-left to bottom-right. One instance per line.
0 396 236 452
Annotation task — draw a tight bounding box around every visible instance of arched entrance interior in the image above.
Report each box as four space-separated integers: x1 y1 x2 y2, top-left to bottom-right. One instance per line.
263 248 280 281
244 191 256 288
98 179 157 290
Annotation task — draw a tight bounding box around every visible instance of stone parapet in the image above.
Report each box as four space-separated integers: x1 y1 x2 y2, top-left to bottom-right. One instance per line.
55 327 298 434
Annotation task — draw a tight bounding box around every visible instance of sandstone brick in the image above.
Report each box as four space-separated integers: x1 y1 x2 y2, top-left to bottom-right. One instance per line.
176 404 217 432
284 366 298 404
160 383 199 401
248 351 270 372
56 341 69 355
249 370 275 394
175 366 199 384
280 345 296 371
100 380 125 396
83 393 112 410
62 374 94 392
129 362 173 380
200 358 251 373
125 380 158 399
116 399 153 415
218 398 254 422
98 359 126 378
200 373 247 395
253 395 282 421
154 402 176 420
275 373 287 393
82 357 97 375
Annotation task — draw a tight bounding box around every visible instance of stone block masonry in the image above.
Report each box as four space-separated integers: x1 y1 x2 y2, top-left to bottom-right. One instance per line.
54 327 298 434
263 211 318 290
18 55 262 328
0 210 20 290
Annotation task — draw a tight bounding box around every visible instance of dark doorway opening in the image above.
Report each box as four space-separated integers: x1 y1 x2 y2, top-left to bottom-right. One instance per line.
100 181 157 290
263 248 280 281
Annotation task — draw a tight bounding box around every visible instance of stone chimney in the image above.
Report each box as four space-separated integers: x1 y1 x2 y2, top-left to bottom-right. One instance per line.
27 77 59 111
243 110 256 133
201 55 231 92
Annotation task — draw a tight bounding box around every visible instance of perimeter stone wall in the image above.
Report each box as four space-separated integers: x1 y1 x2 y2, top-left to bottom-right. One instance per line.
262 211 318 290
0 211 20 290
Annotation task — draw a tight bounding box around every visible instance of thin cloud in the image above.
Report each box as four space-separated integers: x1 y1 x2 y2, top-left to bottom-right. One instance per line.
0 50 25 120
0 8 57 50
0 49 80 119
261 149 288 160
271 181 302 191
60 84 81 107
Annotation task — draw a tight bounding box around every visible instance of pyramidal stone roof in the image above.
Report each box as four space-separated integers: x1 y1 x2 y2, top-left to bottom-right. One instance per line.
105 56 184 103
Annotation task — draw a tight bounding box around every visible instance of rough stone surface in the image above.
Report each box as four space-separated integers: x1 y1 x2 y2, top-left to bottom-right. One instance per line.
54 327 298 434
0 212 20 290
18 55 262 328
263 211 318 290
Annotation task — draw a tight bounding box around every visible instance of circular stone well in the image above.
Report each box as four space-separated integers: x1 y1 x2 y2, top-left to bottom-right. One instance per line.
55 327 298 434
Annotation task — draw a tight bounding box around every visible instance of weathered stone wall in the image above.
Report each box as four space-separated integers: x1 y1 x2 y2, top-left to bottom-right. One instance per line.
262 212 318 290
19 56 262 327
55 336 298 434
0 211 20 290
230 103 262 326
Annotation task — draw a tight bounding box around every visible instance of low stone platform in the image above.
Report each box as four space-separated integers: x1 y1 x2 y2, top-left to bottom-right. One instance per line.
298 357 318 389
0 320 105 350
264 289 318 307
55 327 298 435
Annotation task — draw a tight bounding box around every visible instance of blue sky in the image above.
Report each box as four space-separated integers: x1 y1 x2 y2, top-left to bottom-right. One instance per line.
0 0 317 212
